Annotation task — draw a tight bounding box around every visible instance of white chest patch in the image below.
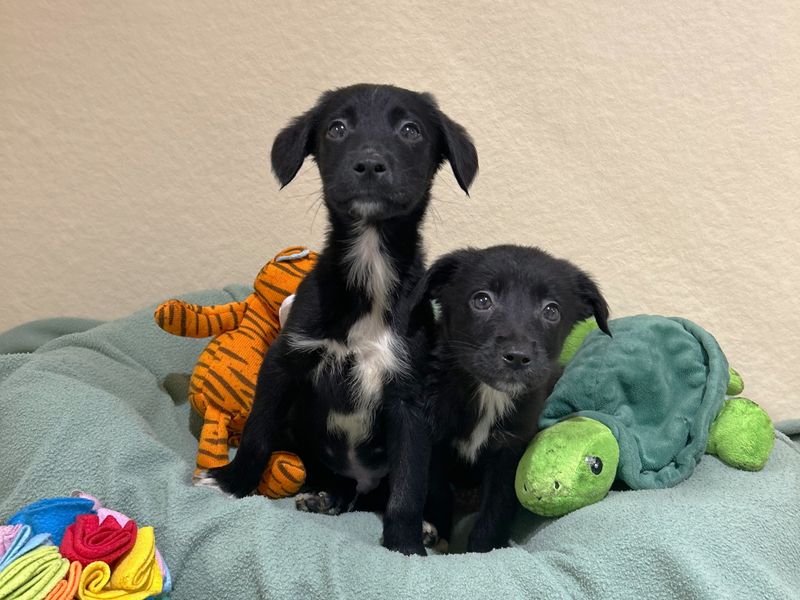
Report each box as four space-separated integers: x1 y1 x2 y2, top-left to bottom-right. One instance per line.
288 222 408 447
456 383 516 463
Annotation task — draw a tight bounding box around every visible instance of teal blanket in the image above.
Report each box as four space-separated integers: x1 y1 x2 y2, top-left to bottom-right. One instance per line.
1 287 799 599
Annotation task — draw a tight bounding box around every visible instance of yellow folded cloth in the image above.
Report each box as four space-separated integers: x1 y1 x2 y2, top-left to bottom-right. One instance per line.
77 527 162 600
44 560 81 600
0 545 69 600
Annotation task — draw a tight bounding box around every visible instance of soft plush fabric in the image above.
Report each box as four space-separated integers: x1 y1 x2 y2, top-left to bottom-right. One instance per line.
1 289 799 599
43 560 81 600
74 493 171 594
0 526 51 573
108 526 161 596
706 397 775 470
0 526 22 561
7 497 95 546
541 316 731 489
0 319 102 355
0 545 69 600
77 526 162 600
59 514 137 568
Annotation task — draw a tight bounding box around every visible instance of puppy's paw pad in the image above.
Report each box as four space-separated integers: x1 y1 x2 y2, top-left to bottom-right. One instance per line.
422 521 439 548
295 491 341 515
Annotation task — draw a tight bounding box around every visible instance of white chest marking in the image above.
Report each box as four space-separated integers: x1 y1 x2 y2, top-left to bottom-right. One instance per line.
457 383 516 463
288 222 408 446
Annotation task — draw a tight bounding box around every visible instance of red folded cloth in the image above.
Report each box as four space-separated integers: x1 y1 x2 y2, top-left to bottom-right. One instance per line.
59 514 137 567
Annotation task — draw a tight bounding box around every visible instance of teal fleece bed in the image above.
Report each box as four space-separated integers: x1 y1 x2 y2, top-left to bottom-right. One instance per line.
1 286 799 599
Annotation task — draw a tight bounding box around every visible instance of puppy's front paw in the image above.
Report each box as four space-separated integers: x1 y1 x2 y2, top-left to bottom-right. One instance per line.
383 537 426 556
193 470 234 497
383 522 426 556
203 463 258 498
422 521 439 548
295 491 342 516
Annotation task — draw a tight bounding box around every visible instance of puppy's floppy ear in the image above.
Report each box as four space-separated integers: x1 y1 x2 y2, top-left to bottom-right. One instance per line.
271 105 320 188
422 250 471 301
575 272 611 336
439 113 478 194
406 249 471 325
422 93 477 195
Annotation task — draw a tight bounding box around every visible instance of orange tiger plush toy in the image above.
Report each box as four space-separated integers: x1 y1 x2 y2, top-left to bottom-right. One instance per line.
154 246 318 498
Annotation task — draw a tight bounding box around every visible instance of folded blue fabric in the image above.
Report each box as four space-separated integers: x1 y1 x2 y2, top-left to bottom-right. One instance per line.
0 525 51 573
7 497 94 546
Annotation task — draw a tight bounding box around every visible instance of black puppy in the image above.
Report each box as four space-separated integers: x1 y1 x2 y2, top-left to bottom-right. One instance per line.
202 84 478 556
418 245 610 552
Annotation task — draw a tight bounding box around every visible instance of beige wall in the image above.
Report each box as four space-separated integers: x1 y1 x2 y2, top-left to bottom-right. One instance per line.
1 1 798 421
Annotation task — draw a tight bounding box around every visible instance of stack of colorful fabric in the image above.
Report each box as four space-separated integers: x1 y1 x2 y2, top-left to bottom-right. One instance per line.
0 493 171 600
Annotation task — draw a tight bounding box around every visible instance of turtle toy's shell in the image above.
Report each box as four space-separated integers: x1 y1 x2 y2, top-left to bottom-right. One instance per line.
540 315 730 489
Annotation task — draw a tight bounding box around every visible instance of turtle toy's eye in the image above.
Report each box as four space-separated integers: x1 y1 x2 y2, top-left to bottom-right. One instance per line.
585 455 603 475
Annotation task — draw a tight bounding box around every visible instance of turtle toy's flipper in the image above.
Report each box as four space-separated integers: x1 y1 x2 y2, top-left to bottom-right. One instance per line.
706 397 774 471
558 318 601 366
727 367 744 396
516 417 620 517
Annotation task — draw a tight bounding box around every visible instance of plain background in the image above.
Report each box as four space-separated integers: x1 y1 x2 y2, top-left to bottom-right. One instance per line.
1 1 798 421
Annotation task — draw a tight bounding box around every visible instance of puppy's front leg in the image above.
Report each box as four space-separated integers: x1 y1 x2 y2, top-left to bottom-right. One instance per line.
467 448 523 553
207 335 298 497
382 387 431 556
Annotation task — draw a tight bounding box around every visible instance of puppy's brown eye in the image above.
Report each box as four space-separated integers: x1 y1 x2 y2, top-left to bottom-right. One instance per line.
400 122 421 140
471 291 493 311
542 302 560 322
327 120 348 139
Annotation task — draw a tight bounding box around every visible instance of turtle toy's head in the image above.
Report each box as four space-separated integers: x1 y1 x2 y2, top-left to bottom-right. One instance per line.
515 417 620 517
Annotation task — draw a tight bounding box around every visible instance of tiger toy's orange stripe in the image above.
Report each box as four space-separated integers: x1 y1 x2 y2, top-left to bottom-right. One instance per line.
154 246 317 497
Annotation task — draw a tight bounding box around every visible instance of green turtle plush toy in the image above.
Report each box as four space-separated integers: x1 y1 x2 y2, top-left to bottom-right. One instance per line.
515 315 775 518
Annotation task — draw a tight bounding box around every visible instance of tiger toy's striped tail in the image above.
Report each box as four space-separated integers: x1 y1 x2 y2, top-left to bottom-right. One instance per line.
154 300 248 339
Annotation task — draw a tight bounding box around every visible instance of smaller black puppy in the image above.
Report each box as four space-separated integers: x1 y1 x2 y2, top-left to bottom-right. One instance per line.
419 245 610 552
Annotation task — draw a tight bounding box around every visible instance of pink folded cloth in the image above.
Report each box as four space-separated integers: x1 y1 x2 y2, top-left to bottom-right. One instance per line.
0 524 23 561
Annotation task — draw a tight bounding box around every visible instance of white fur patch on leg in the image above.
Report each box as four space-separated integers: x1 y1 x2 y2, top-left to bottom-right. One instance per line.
193 471 234 497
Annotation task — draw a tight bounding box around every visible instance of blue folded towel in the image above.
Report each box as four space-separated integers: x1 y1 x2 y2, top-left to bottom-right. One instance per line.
7 497 95 546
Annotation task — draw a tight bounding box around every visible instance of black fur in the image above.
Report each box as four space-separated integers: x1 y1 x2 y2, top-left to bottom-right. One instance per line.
207 84 478 556
418 245 610 552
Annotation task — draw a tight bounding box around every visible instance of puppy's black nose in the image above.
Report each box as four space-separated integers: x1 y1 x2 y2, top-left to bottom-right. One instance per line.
502 351 531 370
353 156 388 178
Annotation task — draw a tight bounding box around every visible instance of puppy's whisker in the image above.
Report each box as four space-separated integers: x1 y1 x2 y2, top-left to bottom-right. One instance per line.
309 195 325 230
425 199 445 229
444 340 483 352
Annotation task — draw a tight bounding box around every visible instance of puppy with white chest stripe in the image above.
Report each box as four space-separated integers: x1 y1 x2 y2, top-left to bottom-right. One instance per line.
417 245 611 552
204 84 478 556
